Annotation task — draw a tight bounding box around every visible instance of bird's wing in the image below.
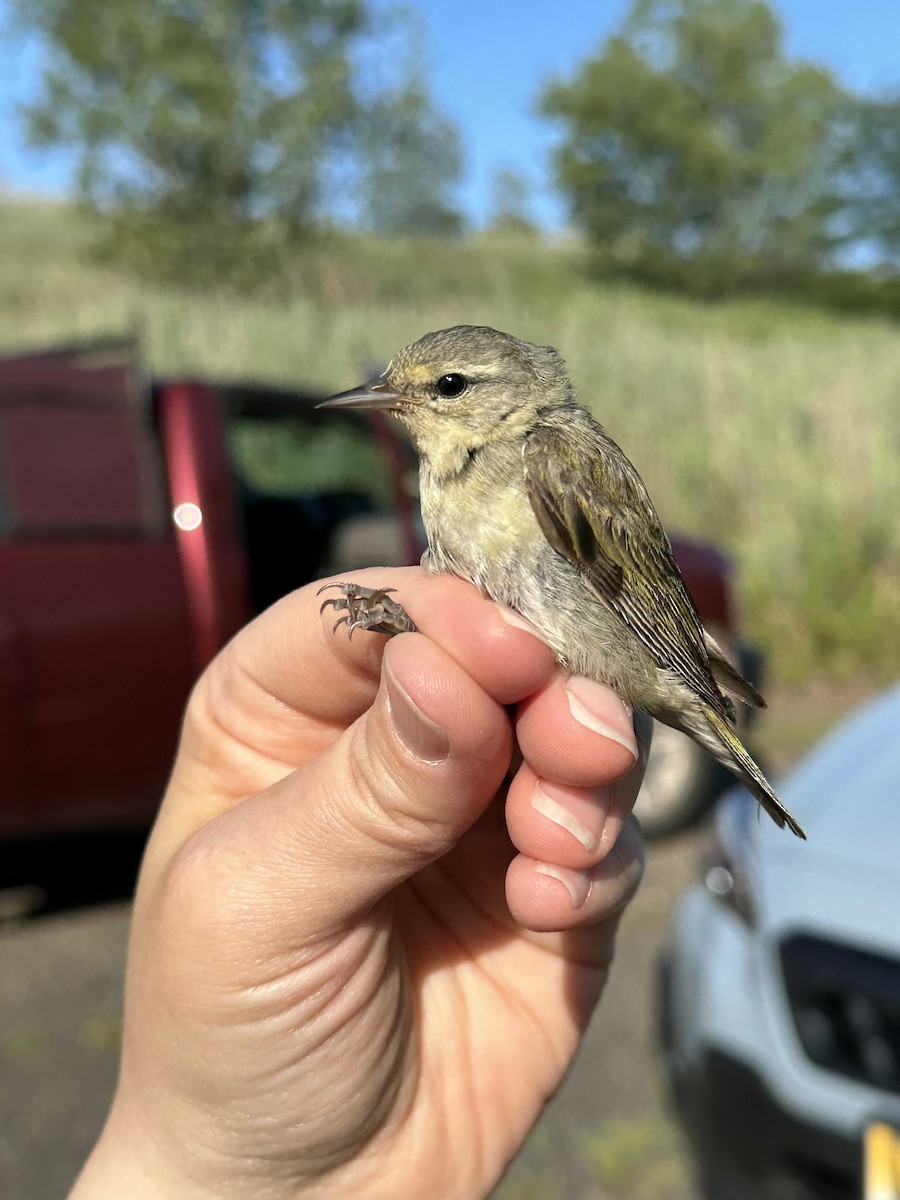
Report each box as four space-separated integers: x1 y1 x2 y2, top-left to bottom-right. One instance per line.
523 416 731 718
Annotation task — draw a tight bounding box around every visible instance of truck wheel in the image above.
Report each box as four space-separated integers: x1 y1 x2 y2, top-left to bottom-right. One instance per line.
634 721 732 840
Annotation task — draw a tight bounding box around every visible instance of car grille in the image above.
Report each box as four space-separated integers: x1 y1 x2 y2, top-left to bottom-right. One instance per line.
780 934 900 1094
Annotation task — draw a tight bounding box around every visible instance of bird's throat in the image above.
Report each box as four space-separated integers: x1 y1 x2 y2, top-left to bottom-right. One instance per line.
420 437 486 483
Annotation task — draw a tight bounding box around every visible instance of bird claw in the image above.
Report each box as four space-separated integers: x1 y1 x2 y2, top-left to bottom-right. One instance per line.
317 582 418 638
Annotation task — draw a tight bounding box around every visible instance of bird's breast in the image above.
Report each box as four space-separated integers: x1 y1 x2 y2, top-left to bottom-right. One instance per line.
419 453 537 597
418 446 661 703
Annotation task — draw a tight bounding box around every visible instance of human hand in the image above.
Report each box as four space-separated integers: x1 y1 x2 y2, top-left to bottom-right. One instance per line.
71 567 645 1200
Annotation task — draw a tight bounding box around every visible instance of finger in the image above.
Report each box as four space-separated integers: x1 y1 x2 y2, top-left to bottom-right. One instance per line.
515 673 640 787
186 567 556 764
506 680 649 869
505 817 645 941
505 759 644 872
247 566 556 719
161 633 514 942
388 574 557 705
163 568 557 851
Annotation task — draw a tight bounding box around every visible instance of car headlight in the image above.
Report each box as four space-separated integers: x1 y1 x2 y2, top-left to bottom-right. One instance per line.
701 796 758 926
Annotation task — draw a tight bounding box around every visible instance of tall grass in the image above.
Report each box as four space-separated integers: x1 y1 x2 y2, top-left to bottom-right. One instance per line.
2 201 898 684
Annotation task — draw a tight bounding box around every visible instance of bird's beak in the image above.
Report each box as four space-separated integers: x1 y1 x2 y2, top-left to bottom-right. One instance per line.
317 377 402 412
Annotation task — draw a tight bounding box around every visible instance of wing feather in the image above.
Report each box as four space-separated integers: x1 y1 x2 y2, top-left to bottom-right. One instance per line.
524 412 731 719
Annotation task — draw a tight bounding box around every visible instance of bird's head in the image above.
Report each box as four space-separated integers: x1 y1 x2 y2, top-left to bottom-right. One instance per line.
319 325 572 473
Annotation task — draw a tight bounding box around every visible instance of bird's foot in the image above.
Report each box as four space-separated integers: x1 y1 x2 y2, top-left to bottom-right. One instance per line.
317 582 419 638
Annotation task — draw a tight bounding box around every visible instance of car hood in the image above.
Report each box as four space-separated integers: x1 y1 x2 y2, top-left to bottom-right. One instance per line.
722 685 900 946
757 684 900 871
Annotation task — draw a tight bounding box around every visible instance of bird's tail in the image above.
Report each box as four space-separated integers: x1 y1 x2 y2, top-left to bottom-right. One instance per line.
703 707 806 840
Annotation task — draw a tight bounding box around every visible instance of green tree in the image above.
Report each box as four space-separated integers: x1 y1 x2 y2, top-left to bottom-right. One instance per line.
844 94 900 268
355 73 463 236
9 0 363 280
487 168 537 236
541 0 851 293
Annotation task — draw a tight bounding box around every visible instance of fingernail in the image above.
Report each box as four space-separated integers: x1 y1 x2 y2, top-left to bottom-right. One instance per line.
496 605 552 645
565 677 638 761
383 659 450 763
535 862 593 908
531 781 609 855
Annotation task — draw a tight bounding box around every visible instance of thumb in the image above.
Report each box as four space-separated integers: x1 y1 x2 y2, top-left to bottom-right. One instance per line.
164 633 513 944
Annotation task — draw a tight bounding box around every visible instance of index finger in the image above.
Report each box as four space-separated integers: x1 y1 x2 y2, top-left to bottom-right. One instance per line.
189 567 557 763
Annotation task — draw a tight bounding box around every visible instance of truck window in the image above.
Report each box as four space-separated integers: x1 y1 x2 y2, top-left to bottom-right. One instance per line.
227 413 414 612
229 416 392 505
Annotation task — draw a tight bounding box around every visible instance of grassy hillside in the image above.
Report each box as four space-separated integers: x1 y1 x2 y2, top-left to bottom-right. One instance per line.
3 200 898 685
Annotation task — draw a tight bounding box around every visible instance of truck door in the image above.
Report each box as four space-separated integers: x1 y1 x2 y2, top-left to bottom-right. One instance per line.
0 341 194 835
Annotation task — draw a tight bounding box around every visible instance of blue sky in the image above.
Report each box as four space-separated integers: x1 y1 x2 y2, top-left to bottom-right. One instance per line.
2 0 899 227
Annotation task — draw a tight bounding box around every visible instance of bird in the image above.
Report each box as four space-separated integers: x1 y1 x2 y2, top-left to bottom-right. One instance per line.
318 324 805 839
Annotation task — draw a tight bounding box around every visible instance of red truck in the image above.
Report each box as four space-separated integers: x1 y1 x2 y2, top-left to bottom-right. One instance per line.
0 337 754 850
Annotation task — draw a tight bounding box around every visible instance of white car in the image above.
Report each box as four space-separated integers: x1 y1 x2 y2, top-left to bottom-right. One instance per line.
659 684 900 1199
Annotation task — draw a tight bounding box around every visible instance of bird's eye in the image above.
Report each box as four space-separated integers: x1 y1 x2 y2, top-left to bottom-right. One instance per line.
435 373 468 398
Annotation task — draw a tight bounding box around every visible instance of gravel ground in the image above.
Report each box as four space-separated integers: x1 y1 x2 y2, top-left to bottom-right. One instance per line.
0 827 707 1200
0 902 130 1200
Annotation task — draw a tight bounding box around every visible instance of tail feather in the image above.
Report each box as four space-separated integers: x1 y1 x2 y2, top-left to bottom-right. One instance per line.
703 630 766 709
703 707 806 840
